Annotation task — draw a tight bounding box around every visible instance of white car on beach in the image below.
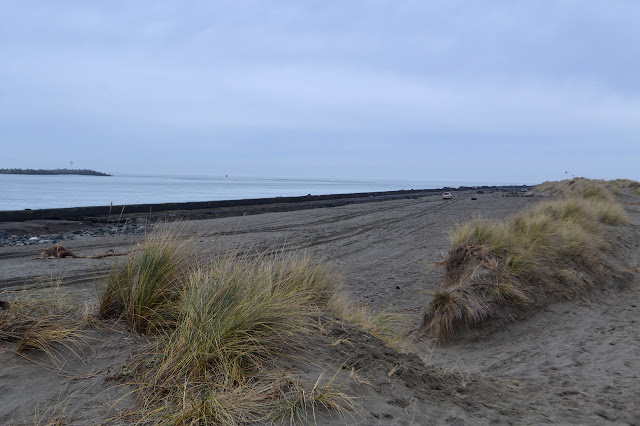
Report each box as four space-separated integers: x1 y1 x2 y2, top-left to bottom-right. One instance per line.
442 192 452 199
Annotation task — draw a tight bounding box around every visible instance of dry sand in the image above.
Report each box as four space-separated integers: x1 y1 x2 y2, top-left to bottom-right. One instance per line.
1 189 639 424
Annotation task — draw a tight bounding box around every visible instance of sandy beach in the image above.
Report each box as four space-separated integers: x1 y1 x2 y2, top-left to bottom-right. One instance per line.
1 188 639 424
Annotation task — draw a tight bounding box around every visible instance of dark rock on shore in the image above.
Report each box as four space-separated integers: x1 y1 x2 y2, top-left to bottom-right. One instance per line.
0 223 147 247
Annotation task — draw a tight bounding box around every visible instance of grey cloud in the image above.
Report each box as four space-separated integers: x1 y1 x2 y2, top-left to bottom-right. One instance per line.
1 1 638 181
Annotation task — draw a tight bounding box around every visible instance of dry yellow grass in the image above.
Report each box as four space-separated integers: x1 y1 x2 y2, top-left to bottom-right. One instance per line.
99 239 389 424
423 289 491 341
611 178 640 190
535 178 617 201
126 251 358 424
536 177 640 200
153 252 329 387
422 179 630 341
0 282 85 363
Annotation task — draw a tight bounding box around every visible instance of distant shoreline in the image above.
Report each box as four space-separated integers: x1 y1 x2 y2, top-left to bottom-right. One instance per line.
0 168 111 177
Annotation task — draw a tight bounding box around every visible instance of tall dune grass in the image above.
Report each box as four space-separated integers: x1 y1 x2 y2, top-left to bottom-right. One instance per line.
128 251 356 424
97 234 375 424
153 251 336 387
422 179 630 341
98 228 194 334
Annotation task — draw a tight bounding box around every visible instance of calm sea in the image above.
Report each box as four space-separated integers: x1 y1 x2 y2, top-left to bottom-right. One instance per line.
0 174 515 211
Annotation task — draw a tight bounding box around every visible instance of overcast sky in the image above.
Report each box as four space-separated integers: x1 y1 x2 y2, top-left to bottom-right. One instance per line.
1 1 639 183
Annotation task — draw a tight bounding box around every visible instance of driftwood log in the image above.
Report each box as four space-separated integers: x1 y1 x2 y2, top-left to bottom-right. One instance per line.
38 244 128 259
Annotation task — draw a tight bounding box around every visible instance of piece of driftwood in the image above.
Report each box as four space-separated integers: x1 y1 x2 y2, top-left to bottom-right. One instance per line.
38 244 128 259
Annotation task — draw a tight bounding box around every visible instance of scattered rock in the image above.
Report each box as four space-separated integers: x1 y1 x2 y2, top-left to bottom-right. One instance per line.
0 223 147 248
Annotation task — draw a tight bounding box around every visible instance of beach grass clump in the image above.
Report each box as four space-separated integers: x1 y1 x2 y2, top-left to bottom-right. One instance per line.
611 178 640 190
115 248 360 424
535 177 640 201
153 252 329 387
327 292 408 350
532 191 629 226
98 227 194 334
97 226 402 423
421 180 629 341
133 369 354 425
535 178 618 201
0 284 85 362
422 289 491 341
150 381 269 425
269 371 356 425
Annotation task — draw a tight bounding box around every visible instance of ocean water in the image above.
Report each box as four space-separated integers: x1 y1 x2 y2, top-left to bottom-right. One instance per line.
0 173 514 211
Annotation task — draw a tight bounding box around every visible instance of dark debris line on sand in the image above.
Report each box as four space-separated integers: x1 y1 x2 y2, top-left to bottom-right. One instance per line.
0 224 147 248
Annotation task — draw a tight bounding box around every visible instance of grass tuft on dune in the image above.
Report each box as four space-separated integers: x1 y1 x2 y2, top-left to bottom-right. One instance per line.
152 251 334 387
0 282 85 363
421 179 630 342
536 177 640 201
97 227 194 334
97 233 392 424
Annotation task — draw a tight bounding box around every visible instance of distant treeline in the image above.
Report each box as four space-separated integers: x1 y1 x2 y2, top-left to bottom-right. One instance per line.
0 168 112 176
